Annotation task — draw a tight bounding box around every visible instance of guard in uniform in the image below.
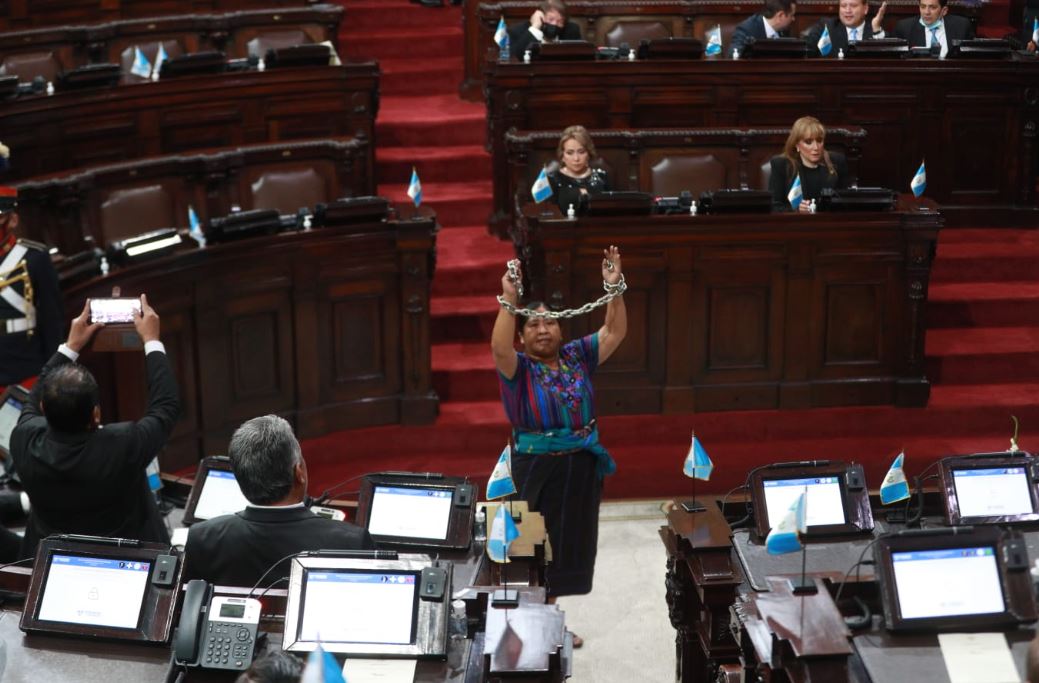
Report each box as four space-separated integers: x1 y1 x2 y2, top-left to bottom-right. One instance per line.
0 186 64 387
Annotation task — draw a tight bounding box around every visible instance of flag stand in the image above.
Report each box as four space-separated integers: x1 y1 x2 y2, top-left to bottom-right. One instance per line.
679 468 706 513
492 496 519 607
788 544 817 595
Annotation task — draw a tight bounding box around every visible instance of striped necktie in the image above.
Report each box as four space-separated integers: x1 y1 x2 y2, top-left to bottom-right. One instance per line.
850 27 859 41
929 26 940 48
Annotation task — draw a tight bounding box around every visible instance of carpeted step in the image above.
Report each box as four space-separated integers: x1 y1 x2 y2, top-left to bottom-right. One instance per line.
925 326 1039 384
378 145 490 185
338 1 461 31
431 294 500 343
380 180 492 227
432 226 513 297
377 57 466 96
931 242 1039 283
928 281 1039 328
432 341 500 401
341 27 463 62
377 95 486 147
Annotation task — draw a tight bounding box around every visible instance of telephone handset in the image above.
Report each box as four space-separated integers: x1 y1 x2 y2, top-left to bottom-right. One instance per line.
173 580 260 671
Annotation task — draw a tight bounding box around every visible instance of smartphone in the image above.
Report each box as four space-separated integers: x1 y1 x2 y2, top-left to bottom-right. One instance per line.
88 297 141 325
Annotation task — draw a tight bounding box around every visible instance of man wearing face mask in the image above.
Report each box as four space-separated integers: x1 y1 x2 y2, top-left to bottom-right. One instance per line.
507 0 582 58
890 0 974 58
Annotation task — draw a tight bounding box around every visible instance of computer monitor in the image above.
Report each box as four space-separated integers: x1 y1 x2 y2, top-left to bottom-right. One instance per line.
939 454 1039 525
355 473 474 551
0 384 28 460
749 461 874 539
182 456 251 525
21 536 182 643
875 526 1037 631
282 554 450 656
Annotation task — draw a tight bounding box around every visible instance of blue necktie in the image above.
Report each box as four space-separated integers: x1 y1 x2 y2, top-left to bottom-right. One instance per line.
850 27 859 41
929 26 940 48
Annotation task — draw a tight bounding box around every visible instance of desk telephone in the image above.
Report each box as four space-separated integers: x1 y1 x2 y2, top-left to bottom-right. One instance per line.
173 580 261 671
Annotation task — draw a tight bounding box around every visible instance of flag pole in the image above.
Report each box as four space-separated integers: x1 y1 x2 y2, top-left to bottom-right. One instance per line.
790 486 817 595
681 431 706 513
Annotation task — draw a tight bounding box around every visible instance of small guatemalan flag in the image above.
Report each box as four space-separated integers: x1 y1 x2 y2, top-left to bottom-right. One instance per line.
486 444 517 500
787 174 803 210
705 25 722 56
682 433 713 481
817 24 833 56
531 166 553 203
301 643 346 683
152 43 169 80
407 167 423 207
880 451 911 505
130 47 152 78
910 160 926 198
1033 16 1039 45
765 490 807 555
487 504 521 564
494 16 508 48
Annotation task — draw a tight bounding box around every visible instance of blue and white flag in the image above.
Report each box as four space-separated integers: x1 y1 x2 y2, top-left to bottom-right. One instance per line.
407 167 422 207
152 43 168 79
787 174 803 210
682 433 713 481
1033 16 1038 45
130 47 152 78
910 160 926 198
705 25 722 56
880 451 911 505
187 205 206 246
494 16 508 48
531 166 553 203
301 643 346 683
766 490 807 555
487 504 520 563
487 443 517 500
817 24 833 56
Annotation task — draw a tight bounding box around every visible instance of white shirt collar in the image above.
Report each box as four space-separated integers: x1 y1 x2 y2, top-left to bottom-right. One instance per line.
846 22 866 38
763 15 780 39
246 501 307 510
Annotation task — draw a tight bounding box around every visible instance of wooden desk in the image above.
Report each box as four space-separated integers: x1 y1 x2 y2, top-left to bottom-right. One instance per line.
65 207 438 472
462 0 981 101
486 57 1039 227
1 63 378 182
518 198 940 414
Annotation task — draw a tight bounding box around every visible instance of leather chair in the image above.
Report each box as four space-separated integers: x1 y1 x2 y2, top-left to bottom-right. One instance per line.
246 30 309 58
99 184 176 245
0 51 61 83
603 21 671 47
650 155 726 197
248 168 326 214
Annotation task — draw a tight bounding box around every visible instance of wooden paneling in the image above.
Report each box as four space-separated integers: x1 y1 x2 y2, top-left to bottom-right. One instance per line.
519 196 940 413
489 59 1039 228
67 210 439 472
0 0 321 30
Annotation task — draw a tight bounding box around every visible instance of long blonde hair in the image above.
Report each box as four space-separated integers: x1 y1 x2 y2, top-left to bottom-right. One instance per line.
782 116 836 176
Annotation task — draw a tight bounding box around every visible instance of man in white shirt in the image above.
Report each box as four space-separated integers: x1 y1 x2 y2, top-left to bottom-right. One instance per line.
729 0 798 57
808 0 888 55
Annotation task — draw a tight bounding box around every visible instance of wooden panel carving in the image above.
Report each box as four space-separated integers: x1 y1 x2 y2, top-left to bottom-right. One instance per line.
231 312 281 400
332 296 384 384
823 283 883 365
707 286 770 371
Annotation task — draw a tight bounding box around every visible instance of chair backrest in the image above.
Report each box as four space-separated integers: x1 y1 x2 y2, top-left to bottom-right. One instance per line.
248 167 327 213
247 30 309 57
603 21 672 47
1 51 61 82
100 184 176 244
649 155 727 197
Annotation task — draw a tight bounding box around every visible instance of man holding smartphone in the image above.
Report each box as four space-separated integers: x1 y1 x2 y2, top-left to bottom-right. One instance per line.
10 294 180 557
0 186 64 387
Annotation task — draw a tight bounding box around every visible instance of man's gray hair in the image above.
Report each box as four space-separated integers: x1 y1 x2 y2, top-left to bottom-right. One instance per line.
228 415 302 505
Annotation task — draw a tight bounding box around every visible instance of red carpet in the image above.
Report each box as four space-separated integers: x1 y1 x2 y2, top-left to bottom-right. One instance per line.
306 1 1039 500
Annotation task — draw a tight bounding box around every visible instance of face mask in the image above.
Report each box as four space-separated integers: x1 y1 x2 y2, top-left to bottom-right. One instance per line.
543 23 560 40
919 16 943 29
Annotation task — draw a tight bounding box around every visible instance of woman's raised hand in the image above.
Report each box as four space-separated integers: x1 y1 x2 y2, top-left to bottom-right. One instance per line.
602 245 622 285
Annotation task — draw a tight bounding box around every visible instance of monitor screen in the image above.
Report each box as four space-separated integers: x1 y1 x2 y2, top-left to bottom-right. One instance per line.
762 476 846 530
299 570 418 645
37 554 151 629
892 546 1005 620
367 485 453 540
192 469 251 521
0 395 22 454
952 467 1034 518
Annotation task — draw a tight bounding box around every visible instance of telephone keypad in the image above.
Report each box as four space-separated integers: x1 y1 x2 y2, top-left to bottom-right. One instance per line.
201 621 254 670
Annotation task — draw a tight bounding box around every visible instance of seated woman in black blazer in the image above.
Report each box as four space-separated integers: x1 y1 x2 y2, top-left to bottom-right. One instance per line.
549 125 610 214
769 116 849 213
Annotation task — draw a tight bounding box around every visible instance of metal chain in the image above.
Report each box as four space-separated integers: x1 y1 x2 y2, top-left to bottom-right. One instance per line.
497 259 627 319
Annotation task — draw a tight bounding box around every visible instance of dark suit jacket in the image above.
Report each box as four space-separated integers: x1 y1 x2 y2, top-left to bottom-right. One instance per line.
807 17 881 55
507 19 582 57
183 506 375 587
892 14 975 48
11 349 179 556
769 152 850 211
729 14 790 57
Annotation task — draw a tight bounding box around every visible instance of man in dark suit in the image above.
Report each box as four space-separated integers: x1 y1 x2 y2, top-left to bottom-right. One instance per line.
729 0 799 57
891 0 975 58
807 0 889 56
183 415 374 587
11 294 178 557
508 0 582 59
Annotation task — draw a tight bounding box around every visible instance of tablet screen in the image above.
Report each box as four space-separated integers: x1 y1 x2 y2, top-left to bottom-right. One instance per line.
762 476 846 530
37 554 151 629
192 469 250 521
298 570 418 645
367 486 453 540
892 547 1004 620
0 395 22 454
952 467 1034 518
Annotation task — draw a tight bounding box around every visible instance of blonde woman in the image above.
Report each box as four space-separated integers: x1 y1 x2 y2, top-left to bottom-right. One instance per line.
769 116 849 212
548 125 610 214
